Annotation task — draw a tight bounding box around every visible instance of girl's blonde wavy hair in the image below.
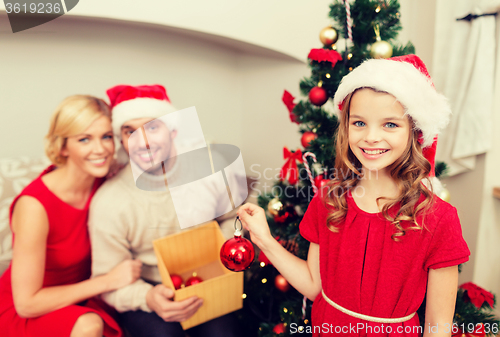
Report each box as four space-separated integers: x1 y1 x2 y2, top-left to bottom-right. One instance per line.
325 88 434 240
45 95 111 166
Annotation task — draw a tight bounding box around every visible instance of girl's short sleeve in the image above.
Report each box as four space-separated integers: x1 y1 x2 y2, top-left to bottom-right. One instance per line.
299 194 322 244
424 206 470 271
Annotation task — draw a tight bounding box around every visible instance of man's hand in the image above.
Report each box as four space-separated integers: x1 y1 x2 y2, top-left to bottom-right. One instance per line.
145 284 203 322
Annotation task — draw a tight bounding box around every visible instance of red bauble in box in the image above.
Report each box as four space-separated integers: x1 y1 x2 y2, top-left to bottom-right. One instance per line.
185 274 203 287
170 274 184 290
309 86 328 106
301 131 318 148
273 322 286 334
220 220 255 272
275 274 291 292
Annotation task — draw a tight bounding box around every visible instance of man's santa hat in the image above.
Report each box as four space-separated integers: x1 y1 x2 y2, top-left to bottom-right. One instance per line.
332 54 451 194
106 84 178 164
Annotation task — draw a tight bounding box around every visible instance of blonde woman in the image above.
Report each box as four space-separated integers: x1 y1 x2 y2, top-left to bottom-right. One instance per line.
0 96 141 337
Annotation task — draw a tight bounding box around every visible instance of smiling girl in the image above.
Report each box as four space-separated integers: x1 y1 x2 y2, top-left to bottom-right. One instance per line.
0 95 142 337
238 55 470 336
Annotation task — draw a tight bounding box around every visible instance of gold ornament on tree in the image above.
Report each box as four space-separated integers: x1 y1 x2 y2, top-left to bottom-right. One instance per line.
319 26 338 47
370 24 393 59
439 188 451 203
267 197 283 216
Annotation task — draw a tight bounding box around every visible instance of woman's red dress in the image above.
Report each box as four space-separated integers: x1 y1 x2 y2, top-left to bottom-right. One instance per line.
300 189 470 337
0 166 122 337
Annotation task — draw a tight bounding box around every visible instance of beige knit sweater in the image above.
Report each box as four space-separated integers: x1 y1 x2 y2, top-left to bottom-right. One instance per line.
88 156 238 312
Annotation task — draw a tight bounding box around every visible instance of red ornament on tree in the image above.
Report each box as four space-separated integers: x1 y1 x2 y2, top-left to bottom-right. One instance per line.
170 274 184 290
273 322 286 334
274 205 297 224
185 273 203 287
275 274 291 292
220 217 255 272
309 85 328 106
301 131 318 148
314 175 329 190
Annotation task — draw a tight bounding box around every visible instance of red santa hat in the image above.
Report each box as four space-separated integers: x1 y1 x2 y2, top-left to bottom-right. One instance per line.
106 84 178 163
332 55 451 192
107 84 178 136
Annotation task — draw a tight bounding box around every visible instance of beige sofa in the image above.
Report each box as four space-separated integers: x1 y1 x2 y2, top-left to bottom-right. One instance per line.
0 157 51 275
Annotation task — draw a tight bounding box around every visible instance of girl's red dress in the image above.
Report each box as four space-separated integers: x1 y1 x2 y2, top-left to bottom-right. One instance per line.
300 189 470 337
0 166 122 337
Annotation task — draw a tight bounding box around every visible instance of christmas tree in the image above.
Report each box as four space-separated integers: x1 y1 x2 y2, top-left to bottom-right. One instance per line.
237 1 497 336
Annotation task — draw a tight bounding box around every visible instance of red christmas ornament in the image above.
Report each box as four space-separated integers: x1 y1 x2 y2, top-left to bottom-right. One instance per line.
275 274 291 292
220 217 255 272
273 323 286 334
314 175 329 190
185 274 203 287
170 274 184 290
309 86 328 106
301 131 318 148
274 211 291 224
274 205 297 224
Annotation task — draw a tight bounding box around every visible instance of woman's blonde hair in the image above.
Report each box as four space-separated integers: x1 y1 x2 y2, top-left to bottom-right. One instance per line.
45 95 111 166
325 87 434 240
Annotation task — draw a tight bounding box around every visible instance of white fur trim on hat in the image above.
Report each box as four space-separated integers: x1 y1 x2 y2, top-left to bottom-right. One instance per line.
333 59 451 148
111 97 178 138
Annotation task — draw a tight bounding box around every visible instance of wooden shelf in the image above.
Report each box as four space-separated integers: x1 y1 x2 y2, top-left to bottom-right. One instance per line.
494 187 500 199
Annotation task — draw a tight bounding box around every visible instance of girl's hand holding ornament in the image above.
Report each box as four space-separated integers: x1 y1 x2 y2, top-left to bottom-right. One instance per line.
237 203 273 250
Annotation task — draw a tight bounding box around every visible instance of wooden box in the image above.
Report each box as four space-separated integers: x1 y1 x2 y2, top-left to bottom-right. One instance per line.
153 221 244 330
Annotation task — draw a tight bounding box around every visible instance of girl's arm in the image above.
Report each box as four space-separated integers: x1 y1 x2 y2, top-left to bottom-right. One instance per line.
11 196 142 318
423 265 459 336
238 203 322 300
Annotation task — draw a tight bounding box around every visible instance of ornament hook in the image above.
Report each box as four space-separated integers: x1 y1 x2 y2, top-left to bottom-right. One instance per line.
234 216 243 237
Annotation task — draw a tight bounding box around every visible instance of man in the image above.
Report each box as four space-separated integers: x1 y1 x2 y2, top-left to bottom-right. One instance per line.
89 84 239 337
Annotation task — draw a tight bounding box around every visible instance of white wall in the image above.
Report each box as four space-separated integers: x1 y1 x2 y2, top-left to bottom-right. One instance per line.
0 12 308 180
0 0 333 61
